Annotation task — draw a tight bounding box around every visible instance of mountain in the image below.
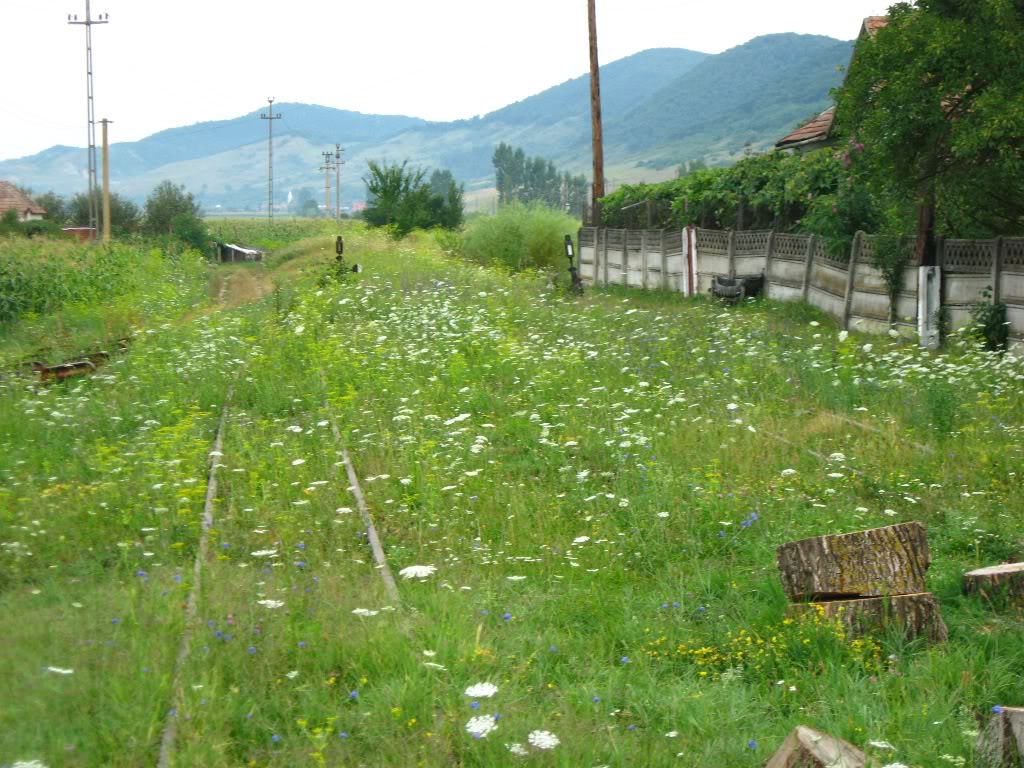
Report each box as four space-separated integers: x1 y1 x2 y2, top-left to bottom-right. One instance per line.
606 33 853 168
0 35 851 210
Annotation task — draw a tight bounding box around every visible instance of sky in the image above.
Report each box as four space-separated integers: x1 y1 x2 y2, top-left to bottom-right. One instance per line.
6 0 887 161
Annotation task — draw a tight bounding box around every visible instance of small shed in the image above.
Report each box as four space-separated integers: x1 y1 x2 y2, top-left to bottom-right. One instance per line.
0 181 46 221
62 227 97 242
217 242 265 262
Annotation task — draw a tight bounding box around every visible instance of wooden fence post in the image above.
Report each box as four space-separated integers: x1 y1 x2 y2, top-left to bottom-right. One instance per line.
992 236 1004 304
641 230 649 290
764 230 776 298
843 231 862 330
660 230 668 290
801 235 817 303
727 229 736 278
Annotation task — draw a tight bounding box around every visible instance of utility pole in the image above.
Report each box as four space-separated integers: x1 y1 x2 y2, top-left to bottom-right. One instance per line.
260 98 282 220
100 118 112 243
334 144 345 219
319 151 335 216
587 0 605 220
68 1 109 240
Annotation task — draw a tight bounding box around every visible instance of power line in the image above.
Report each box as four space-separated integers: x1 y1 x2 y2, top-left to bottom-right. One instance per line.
259 98 282 221
67 1 109 239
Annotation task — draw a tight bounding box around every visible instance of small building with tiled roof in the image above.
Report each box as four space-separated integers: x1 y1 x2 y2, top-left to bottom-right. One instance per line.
0 181 46 221
775 107 836 152
774 15 888 153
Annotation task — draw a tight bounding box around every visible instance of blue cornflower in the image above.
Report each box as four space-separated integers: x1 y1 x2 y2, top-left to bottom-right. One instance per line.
297 542 305 550
672 601 680 609
628 724 637 731
298 641 307 649
349 690 359 700
993 705 1004 714
339 731 349 739
247 646 256 654
271 734 281 743
111 617 120 625
548 645 558 653
470 701 480 710
136 569 147 578
503 612 512 621
621 656 630 665
747 739 757 749
661 602 669 609
214 630 224 639
592 696 600 703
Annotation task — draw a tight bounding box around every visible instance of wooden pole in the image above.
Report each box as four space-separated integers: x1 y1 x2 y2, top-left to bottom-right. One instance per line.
100 118 112 243
587 0 605 206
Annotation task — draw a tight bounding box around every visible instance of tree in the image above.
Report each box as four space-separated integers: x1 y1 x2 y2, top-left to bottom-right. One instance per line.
142 181 209 252
33 192 68 224
69 190 141 234
143 181 202 235
492 143 585 210
836 0 1024 237
363 160 463 237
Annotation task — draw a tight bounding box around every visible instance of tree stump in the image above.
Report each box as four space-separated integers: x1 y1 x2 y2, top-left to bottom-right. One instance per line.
965 564 1024 610
787 593 948 643
765 726 868 768
976 707 1024 768
777 522 931 602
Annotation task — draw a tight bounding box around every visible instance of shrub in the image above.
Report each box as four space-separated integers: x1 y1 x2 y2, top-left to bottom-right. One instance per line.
460 203 578 273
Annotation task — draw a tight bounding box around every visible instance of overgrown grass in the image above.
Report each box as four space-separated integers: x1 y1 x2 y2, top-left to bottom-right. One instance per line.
0 226 1022 766
459 203 579 273
0 237 209 366
206 218 345 251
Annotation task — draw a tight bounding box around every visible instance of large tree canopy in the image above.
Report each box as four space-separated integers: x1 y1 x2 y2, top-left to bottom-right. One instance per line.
836 0 1024 236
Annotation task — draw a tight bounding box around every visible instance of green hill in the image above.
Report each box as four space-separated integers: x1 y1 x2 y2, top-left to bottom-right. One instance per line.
0 35 852 209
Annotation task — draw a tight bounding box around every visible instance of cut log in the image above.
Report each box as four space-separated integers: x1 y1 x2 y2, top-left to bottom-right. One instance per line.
777 522 931 602
765 725 867 768
786 592 948 643
965 563 1024 610
976 707 1024 768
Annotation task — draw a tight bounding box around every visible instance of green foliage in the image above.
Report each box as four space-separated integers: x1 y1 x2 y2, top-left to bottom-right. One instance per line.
836 0 1024 236
460 202 578 272
69 190 141 235
363 160 463 237
0 210 65 240
142 181 209 253
0 237 195 325
33 191 68 224
492 143 588 211
968 287 1010 352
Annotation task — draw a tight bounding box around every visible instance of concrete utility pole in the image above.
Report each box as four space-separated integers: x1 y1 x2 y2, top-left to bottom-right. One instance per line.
100 118 112 243
319 151 335 216
68 1 109 239
587 0 605 217
334 144 345 219
260 98 282 220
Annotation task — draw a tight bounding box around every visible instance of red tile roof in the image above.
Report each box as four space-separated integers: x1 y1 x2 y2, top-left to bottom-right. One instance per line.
774 107 836 150
0 180 46 216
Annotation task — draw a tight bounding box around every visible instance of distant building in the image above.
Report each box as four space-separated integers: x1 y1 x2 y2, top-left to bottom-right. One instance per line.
774 16 889 153
0 180 46 221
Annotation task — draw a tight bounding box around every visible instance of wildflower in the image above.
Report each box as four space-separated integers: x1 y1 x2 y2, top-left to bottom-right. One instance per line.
862 343 873 353
349 690 359 699
881 764 910 768
247 646 256 654
256 599 284 609
285 670 298 679
781 468 797 477
351 608 379 616
869 741 896 750
528 730 560 750
747 739 758 749
666 731 678 738
398 565 437 579
271 734 282 743
726 403 738 410
503 612 512 621
465 682 498 698
838 331 849 342
993 705 1004 714
45 666 73 675
620 656 630 665
507 743 528 756
466 715 498 738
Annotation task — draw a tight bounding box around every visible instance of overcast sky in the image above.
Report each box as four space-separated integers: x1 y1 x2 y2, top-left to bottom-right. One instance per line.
6 0 886 161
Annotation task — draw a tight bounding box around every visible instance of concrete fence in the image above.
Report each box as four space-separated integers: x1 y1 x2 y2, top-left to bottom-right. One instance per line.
578 226 1024 352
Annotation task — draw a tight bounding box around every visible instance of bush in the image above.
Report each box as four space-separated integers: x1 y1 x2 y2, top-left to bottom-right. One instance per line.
460 203 578 273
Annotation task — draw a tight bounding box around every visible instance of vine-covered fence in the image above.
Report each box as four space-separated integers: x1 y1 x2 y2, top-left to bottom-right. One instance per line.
578 227 1024 351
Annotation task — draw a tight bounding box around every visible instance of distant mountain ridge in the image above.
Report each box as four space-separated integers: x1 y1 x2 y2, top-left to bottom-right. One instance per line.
0 34 852 210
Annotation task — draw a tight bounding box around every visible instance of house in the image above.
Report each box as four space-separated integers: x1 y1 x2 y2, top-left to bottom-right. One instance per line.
0 181 46 221
773 16 889 153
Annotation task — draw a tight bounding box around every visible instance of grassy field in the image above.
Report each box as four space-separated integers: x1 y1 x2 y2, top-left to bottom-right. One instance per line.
1 222 1022 767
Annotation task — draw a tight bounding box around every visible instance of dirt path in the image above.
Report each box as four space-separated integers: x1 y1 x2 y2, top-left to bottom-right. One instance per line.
209 264 276 309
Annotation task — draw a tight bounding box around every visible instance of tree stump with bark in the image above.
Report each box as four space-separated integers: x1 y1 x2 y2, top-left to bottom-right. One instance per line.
786 592 948 643
965 563 1024 610
765 726 868 768
976 707 1024 768
777 522 931 602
